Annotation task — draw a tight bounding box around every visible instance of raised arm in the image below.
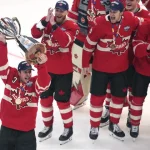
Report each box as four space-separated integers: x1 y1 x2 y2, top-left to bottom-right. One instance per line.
0 34 11 84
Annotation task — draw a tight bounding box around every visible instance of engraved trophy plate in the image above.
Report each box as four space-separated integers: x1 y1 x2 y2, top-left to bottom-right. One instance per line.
0 17 46 64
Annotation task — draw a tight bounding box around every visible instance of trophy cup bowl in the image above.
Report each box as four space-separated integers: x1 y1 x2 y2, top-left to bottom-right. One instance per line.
0 17 46 64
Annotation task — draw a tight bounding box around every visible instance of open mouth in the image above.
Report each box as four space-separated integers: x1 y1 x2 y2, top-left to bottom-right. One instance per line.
56 16 62 19
126 4 132 7
110 16 115 20
25 77 29 81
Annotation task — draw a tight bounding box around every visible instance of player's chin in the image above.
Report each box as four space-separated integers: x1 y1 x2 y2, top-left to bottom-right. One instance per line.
126 6 132 10
110 19 116 23
24 78 30 83
56 17 62 21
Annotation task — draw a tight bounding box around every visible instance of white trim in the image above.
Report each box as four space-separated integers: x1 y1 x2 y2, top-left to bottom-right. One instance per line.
59 107 72 114
65 32 72 47
3 95 11 102
130 114 141 120
106 89 111 93
100 39 113 43
105 97 111 102
27 103 38 107
59 47 69 52
63 117 73 124
97 10 106 15
83 45 94 52
86 36 97 45
90 105 103 113
69 10 78 16
129 92 133 96
130 104 142 111
133 40 144 54
110 113 121 118
90 116 101 122
0 62 9 71
0 75 7 79
41 106 53 112
43 34 50 38
97 44 111 52
36 21 45 30
110 102 123 109
43 116 53 122
35 80 51 92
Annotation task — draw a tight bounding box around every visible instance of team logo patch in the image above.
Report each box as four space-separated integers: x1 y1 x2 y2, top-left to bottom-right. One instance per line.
60 27 66 31
81 17 85 23
107 34 129 56
26 81 33 87
124 26 130 31
74 54 78 59
59 90 65 95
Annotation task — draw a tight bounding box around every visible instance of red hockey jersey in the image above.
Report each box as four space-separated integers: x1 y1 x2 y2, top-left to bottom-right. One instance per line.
82 11 140 73
132 21 150 76
68 0 111 42
68 0 126 42
31 18 79 74
127 6 150 65
0 42 51 131
142 0 150 10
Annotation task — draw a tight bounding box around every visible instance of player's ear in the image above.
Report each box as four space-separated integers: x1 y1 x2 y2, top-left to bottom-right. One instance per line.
120 11 123 16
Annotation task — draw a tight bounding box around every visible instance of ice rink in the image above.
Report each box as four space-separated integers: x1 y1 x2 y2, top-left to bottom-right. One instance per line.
0 0 150 150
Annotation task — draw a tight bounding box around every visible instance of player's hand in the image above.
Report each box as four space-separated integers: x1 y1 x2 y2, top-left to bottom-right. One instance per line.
49 13 56 25
82 67 91 75
37 53 48 64
45 8 54 22
0 33 6 44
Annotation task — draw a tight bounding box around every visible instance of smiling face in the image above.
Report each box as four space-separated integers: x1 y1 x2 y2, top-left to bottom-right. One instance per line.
125 0 139 12
54 8 68 24
109 10 123 24
18 70 32 83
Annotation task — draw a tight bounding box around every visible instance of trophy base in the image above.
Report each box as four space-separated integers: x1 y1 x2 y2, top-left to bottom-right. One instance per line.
25 43 46 64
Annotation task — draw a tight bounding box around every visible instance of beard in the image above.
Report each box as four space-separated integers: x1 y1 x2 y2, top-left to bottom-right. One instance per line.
55 15 66 24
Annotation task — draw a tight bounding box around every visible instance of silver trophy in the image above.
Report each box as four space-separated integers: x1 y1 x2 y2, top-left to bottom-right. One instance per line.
0 17 46 64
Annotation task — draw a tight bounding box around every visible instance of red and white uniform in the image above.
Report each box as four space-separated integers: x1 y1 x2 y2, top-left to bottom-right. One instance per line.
128 6 150 65
31 18 78 128
133 21 150 77
82 11 139 73
0 42 51 131
68 0 113 42
131 20 150 125
31 17 79 74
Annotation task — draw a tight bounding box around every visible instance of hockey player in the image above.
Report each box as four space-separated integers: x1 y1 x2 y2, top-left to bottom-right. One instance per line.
101 0 150 128
131 20 150 140
125 0 150 129
82 1 140 141
31 0 79 145
68 0 112 110
0 33 51 150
